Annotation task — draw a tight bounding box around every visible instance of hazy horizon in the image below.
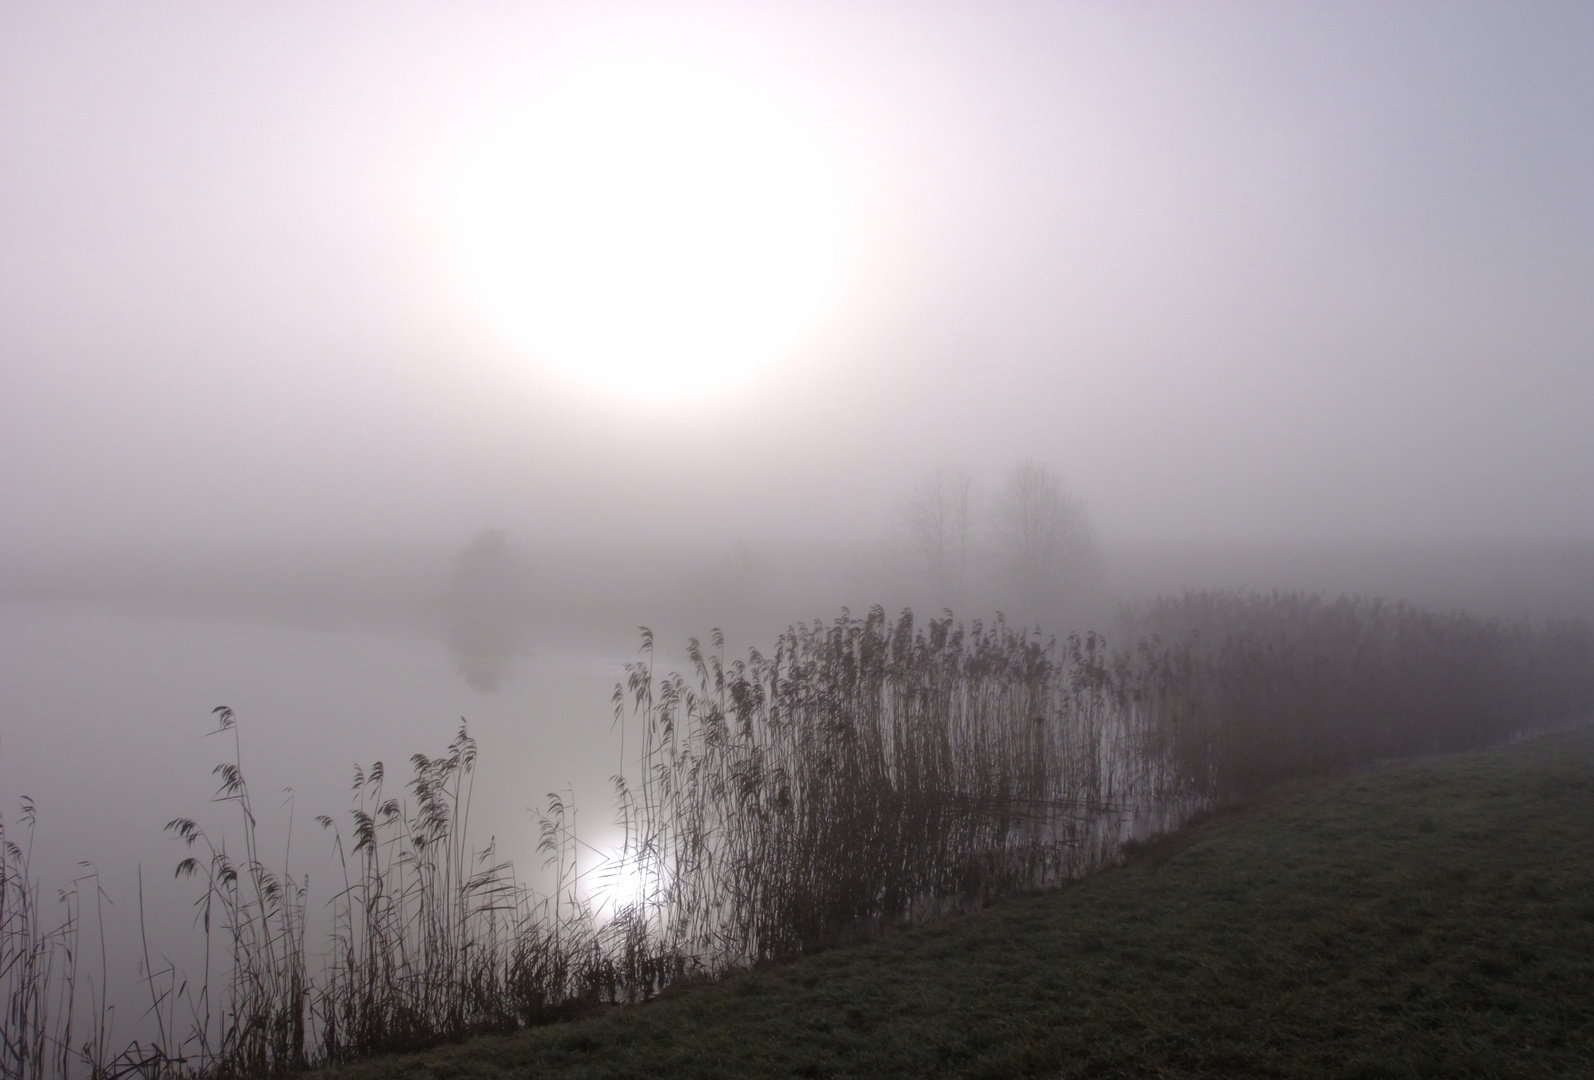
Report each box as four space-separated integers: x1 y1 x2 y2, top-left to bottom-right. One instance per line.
5 1 1594 568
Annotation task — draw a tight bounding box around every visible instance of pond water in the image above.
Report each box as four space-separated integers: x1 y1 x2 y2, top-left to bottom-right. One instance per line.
0 599 639 1048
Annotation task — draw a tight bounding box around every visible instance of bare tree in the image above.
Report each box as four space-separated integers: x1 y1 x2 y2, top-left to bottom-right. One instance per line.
899 468 976 611
992 461 1100 621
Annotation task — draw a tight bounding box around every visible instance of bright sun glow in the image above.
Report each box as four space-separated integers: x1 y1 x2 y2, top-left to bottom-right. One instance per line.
591 852 651 918
456 63 840 398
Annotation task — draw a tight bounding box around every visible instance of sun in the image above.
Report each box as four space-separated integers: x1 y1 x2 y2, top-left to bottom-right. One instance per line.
455 63 840 399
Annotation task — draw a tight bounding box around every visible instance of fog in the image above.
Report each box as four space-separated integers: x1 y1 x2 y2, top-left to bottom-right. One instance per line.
3 2 1594 1050
6 1 1594 556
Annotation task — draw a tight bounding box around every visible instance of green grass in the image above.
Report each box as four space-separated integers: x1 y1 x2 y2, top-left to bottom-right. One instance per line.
313 726 1594 1079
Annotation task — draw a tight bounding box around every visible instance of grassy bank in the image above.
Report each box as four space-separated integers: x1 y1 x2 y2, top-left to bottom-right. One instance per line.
315 724 1594 1080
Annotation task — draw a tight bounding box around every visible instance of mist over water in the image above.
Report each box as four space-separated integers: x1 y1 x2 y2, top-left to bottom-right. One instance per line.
6 529 1588 905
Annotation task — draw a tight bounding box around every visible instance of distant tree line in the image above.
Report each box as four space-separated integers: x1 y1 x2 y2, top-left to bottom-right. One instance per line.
898 461 1102 622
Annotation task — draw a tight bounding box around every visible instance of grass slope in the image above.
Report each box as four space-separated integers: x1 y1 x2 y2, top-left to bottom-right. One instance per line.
317 726 1594 1079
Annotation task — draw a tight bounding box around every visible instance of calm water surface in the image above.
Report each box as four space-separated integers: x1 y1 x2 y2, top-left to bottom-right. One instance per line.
0 600 637 1041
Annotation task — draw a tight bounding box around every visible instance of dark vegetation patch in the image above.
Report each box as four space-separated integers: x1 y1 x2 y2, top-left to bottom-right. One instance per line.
313 727 1594 1079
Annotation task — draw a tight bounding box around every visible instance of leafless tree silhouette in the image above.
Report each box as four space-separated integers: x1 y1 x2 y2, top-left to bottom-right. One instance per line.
992 461 1101 621
899 468 977 610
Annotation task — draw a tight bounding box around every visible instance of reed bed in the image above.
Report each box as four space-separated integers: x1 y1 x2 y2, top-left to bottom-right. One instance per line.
601 596 1594 971
1 802 115 1080
606 608 1172 970
1126 591 1594 800
149 712 624 1077
3 592 1591 1080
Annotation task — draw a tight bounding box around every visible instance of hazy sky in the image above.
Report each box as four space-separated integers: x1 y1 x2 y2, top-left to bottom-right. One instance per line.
4 1 1593 554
